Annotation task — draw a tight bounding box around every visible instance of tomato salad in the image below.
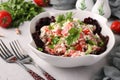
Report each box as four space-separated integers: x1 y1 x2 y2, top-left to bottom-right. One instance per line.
32 12 109 57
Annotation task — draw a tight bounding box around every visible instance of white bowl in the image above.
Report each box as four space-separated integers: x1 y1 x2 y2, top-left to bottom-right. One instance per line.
28 10 115 68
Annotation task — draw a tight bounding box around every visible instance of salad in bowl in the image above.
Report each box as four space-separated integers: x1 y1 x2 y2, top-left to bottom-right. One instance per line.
29 10 115 67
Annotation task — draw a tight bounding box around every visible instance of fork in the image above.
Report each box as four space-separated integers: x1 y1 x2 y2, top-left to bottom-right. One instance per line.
0 39 45 80
9 40 56 80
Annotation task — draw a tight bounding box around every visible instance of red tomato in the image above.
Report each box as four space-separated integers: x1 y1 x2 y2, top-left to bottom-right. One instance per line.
61 22 73 36
110 21 120 34
55 29 62 36
0 10 12 28
69 50 76 56
33 0 49 7
47 38 51 42
75 44 82 51
83 28 90 35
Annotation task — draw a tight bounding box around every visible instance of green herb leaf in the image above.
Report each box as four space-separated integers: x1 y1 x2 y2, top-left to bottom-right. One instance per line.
0 0 44 28
37 47 43 51
65 12 73 21
48 44 54 49
98 41 104 47
85 44 92 55
52 36 60 45
66 27 81 45
55 14 65 23
78 20 84 25
86 40 96 45
49 24 54 30
55 12 73 24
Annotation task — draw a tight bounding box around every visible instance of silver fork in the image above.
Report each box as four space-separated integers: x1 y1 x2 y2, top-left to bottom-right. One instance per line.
9 40 56 80
0 39 45 80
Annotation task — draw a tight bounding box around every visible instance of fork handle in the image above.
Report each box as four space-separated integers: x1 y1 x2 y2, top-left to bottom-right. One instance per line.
28 70 45 80
43 72 56 80
32 62 56 80
17 61 45 80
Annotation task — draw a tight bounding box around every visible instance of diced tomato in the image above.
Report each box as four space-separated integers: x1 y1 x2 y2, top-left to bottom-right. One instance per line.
79 33 84 39
45 47 55 55
47 38 51 42
55 29 62 36
71 52 80 57
75 44 82 51
69 50 76 56
54 44 66 54
76 36 86 51
79 33 86 45
68 22 74 27
45 26 49 32
83 28 90 35
80 39 86 46
61 22 73 36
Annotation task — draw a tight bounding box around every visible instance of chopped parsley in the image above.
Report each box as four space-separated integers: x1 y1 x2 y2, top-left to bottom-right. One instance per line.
66 27 82 45
98 41 104 47
37 47 43 51
48 44 54 49
51 36 60 45
86 39 97 45
55 12 73 23
55 14 65 23
0 0 44 28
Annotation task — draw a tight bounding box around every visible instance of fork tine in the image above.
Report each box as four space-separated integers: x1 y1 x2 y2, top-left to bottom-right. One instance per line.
0 48 6 59
10 41 20 59
0 40 13 58
15 40 24 53
0 39 11 54
15 40 28 58
0 44 8 58
9 40 26 60
0 40 46 80
15 40 26 57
